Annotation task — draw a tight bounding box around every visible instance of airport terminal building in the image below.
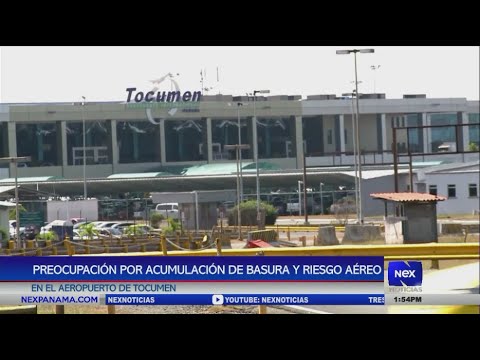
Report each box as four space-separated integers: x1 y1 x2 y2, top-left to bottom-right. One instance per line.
0 93 478 216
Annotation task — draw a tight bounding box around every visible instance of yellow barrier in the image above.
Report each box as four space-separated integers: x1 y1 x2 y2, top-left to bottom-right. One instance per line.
85 242 479 259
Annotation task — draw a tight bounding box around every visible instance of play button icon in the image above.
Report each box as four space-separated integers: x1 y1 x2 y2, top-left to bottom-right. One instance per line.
212 294 224 305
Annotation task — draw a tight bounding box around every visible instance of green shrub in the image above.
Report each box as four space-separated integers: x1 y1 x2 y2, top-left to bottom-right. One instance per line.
0 227 9 245
227 200 278 226
468 142 479 152
150 212 165 228
36 231 57 241
124 225 147 236
78 223 99 240
162 218 180 234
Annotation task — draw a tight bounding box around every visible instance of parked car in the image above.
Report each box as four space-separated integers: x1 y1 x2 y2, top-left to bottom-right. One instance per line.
154 203 179 220
110 222 137 232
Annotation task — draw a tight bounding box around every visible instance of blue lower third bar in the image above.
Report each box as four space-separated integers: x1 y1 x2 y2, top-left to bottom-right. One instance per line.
105 294 385 305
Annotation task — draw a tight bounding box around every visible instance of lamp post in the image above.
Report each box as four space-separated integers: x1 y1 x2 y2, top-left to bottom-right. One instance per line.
81 96 87 200
0 156 31 248
342 91 362 223
298 180 302 216
224 144 250 241
237 102 244 202
336 48 374 223
320 182 324 215
252 89 270 226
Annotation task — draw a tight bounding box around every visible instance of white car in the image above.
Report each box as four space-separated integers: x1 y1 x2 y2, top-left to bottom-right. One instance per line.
154 203 179 220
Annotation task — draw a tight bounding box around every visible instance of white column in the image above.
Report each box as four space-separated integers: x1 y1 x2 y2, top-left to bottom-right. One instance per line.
160 120 166 164
206 117 213 162
462 112 470 151
339 115 345 152
295 116 303 168
7 122 17 175
422 113 429 153
61 121 68 167
110 120 118 172
381 114 388 151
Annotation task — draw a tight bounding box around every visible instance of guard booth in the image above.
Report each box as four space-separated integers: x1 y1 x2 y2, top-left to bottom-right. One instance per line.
49 220 74 242
370 192 446 244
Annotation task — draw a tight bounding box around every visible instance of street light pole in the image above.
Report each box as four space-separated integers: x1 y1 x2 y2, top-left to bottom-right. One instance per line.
298 181 302 216
353 53 363 223
350 93 359 220
81 96 87 200
320 182 324 215
337 48 374 224
342 91 361 223
237 102 244 202
0 156 31 248
252 89 270 227
224 144 250 241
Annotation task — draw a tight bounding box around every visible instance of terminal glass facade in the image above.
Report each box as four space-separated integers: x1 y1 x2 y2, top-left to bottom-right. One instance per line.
406 113 423 153
303 116 324 156
257 116 296 159
429 113 458 152
165 119 206 162
16 122 61 166
212 117 252 160
117 120 161 163
66 121 111 165
469 113 479 146
0 122 7 158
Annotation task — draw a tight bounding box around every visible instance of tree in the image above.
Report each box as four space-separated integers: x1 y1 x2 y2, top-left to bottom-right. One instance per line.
162 218 181 235
9 204 26 220
468 142 479 152
227 200 278 226
330 196 356 225
78 223 99 240
0 227 8 245
150 212 165 229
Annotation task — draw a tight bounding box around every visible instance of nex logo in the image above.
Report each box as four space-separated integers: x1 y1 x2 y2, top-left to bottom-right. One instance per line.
394 270 416 278
388 261 423 286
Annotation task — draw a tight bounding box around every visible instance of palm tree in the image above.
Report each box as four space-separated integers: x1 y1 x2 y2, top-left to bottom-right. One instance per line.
78 223 99 240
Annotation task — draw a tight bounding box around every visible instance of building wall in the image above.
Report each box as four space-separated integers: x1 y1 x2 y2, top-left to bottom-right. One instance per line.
424 172 480 215
362 174 409 216
357 114 379 152
403 203 438 243
1 96 478 181
322 115 336 154
46 199 98 222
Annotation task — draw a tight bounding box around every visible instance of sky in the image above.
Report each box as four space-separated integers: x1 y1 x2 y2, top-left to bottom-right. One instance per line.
0 46 478 103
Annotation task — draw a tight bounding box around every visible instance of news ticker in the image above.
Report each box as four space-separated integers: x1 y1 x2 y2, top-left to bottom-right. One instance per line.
2 292 478 305
0 257 477 306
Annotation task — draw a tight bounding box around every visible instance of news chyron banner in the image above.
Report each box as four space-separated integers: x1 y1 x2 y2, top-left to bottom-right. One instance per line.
0 256 385 306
